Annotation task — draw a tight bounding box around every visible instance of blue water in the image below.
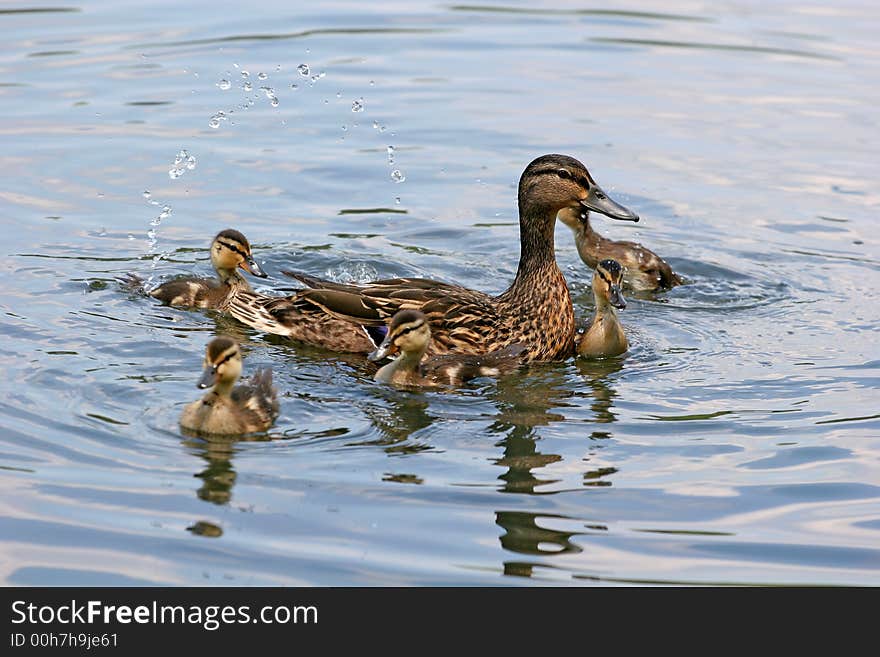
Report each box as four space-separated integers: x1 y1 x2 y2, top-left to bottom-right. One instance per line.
0 0 878 585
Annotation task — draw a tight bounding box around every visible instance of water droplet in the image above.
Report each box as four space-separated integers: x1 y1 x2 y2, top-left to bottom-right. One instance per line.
128 233 135 240
217 79 231 90
341 125 347 131
336 91 343 98
391 170 405 183
99 227 107 236
169 150 193 179
242 81 252 91
369 80 375 86
240 70 249 78
351 97 364 112
260 86 276 100
290 83 298 90
378 125 386 133
394 196 401 204
297 63 310 76
386 145 395 165
233 62 239 69
372 120 379 129
258 72 268 80
275 64 282 72
143 190 151 200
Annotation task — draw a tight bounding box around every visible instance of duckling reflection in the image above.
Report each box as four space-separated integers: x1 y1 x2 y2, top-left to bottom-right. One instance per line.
181 434 238 506
558 207 681 293
488 369 571 494
351 389 437 455
123 229 267 310
575 354 626 428
496 511 583 556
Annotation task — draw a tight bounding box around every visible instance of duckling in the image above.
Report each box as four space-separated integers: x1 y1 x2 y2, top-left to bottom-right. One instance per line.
368 309 524 387
558 207 681 293
125 229 267 309
230 154 640 362
179 336 279 435
577 259 629 358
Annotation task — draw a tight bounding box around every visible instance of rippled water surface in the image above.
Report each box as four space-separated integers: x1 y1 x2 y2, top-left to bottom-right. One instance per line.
1 1 878 585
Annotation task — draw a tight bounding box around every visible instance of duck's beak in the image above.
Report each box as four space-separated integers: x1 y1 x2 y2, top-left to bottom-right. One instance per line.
197 366 217 389
368 336 398 362
608 284 627 310
581 185 639 222
239 255 268 278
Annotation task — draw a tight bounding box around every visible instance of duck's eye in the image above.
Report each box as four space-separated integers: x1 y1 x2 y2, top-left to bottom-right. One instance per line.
557 169 571 180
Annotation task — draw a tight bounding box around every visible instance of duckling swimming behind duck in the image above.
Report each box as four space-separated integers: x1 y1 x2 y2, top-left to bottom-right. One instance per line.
577 259 629 359
180 336 279 436
368 309 524 387
125 229 267 309
558 207 681 293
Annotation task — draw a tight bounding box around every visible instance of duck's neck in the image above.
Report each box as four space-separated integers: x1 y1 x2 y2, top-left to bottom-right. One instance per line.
592 290 617 324
209 378 235 399
217 268 251 290
570 212 607 270
375 348 426 384
502 202 562 299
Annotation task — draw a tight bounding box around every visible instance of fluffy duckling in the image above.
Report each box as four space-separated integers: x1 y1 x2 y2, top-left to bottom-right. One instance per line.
577 259 629 358
180 336 279 435
127 229 267 309
368 309 524 387
558 207 681 293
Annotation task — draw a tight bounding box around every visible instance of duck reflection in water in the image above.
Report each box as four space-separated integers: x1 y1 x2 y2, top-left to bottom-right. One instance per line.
486 361 624 577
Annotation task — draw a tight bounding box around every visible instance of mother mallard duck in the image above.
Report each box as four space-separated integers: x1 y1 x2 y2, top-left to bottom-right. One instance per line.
229 154 639 362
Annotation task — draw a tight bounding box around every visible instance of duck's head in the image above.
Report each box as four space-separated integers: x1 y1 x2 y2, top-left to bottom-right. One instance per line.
210 229 268 279
519 154 639 222
197 336 243 389
594 259 627 310
368 309 431 362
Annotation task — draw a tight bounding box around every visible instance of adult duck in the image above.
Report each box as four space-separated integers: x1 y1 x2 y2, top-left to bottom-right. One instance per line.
229 154 639 362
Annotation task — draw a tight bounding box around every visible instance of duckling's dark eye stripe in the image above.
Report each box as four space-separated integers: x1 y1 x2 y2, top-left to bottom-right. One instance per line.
215 350 238 366
393 321 424 339
598 270 614 286
217 240 249 259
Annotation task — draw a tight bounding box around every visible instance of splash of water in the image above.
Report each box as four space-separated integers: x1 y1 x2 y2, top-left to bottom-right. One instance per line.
168 149 196 179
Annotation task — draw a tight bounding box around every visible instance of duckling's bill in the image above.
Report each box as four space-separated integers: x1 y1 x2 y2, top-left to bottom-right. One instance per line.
240 255 268 278
197 365 218 389
368 336 397 362
608 283 626 309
